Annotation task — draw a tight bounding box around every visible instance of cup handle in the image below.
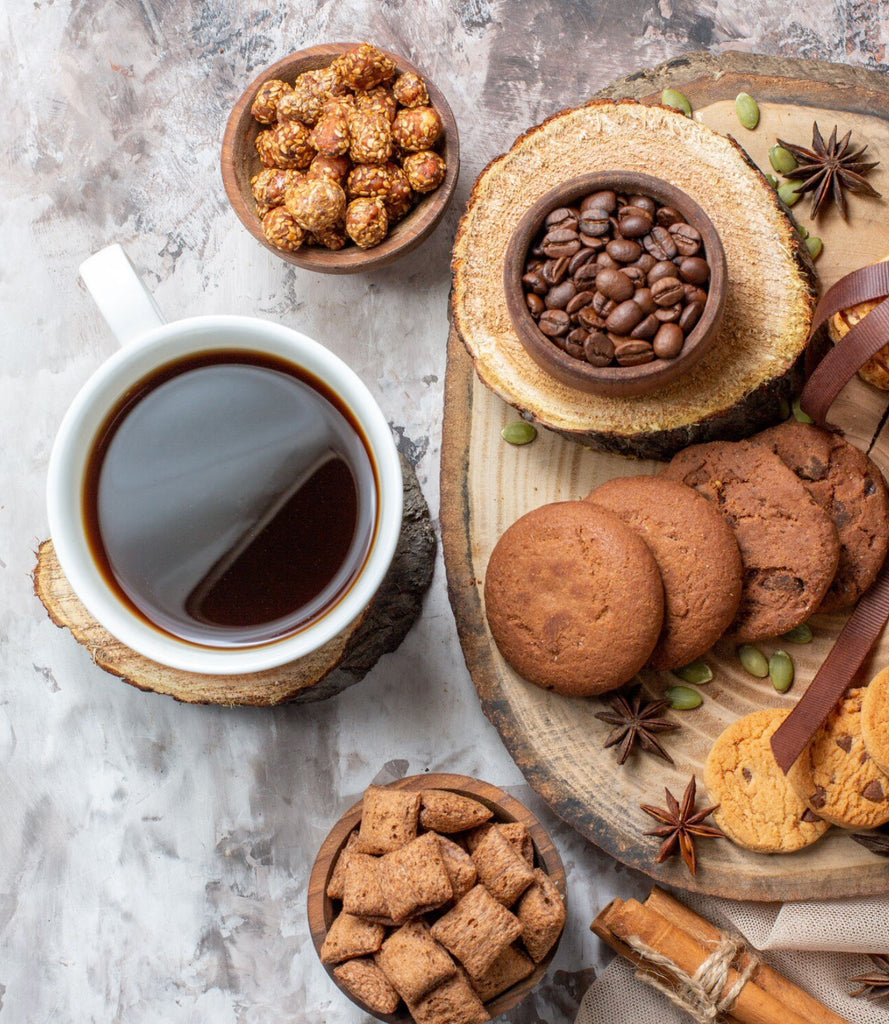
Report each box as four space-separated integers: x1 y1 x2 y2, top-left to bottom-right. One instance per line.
79 243 166 346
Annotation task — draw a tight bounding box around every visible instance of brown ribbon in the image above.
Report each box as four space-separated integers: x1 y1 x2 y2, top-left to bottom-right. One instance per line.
771 262 889 773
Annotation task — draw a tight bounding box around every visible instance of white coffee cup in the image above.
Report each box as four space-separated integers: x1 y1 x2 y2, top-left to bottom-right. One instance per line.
46 244 402 675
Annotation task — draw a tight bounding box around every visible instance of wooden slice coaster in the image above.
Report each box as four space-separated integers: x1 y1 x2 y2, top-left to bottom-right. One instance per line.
34 453 435 706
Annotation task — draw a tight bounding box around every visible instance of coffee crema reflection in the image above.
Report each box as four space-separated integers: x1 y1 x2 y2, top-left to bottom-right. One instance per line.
82 350 377 647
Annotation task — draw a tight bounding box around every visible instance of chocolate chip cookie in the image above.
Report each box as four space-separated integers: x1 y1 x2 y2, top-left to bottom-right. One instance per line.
704 709 831 853
484 501 664 696
754 422 889 612
862 666 889 776
586 475 742 670
662 440 840 641
788 687 889 829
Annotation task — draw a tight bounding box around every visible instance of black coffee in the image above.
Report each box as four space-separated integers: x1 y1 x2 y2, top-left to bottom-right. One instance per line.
83 349 377 646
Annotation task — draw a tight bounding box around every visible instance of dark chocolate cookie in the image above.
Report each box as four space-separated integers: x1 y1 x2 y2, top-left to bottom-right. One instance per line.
754 422 889 612
662 440 840 641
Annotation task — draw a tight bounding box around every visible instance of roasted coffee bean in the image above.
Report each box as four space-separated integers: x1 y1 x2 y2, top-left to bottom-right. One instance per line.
633 287 657 315
592 291 617 316
579 233 607 250
526 293 545 316
656 205 683 228
655 303 682 323
538 309 570 336
651 276 685 306
526 258 544 272
679 300 704 332
542 232 581 258
565 289 595 314
647 260 678 286
541 257 570 286
544 280 577 309
606 299 645 334
621 266 645 285
607 238 643 263
577 305 606 329
669 222 702 256
584 330 614 366
626 194 657 217
595 267 635 302
679 256 710 284
581 190 617 213
574 263 600 287
631 313 659 340
632 253 656 273
545 206 578 227
596 251 620 269
564 341 586 359
643 225 678 260
543 227 579 245
653 322 685 358
617 207 653 238
578 209 611 236
566 327 589 346
522 270 548 295
614 339 655 366
568 248 597 274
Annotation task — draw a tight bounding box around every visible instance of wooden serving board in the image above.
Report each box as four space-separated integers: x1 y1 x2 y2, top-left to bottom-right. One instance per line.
441 52 889 901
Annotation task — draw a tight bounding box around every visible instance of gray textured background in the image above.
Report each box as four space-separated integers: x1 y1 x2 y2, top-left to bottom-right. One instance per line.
2 1 887 1021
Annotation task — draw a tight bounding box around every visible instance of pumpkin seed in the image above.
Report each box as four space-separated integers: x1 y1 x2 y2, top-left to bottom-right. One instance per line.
781 622 813 644
796 223 809 239
806 236 823 260
673 660 713 685
501 421 537 445
793 397 814 424
665 685 703 710
661 88 692 117
765 173 779 188
769 650 795 692
735 92 760 130
769 145 798 173
778 181 803 207
738 643 769 678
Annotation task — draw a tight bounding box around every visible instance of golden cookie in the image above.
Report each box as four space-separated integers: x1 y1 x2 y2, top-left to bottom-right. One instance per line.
704 709 831 853
862 667 889 776
788 687 889 829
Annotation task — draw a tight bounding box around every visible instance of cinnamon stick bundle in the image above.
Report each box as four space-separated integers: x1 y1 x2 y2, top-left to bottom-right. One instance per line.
591 889 851 1024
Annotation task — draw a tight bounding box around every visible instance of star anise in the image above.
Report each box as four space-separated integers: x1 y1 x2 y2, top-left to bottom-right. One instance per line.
594 688 679 765
640 775 724 876
777 121 881 219
850 954 889 1001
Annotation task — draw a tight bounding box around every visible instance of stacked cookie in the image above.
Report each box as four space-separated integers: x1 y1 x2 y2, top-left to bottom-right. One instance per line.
319 784 565 1022
484 422 889 697
705 673 889 854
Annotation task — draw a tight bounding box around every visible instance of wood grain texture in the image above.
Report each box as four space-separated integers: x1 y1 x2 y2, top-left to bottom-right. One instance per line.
33 453 435 705
441 51 889 902
306 773 566 1022
221 43 460 274
503 170 727 397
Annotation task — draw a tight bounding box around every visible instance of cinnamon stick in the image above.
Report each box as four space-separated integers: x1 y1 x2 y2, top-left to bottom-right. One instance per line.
600 898 812 1024
644 889 850 1024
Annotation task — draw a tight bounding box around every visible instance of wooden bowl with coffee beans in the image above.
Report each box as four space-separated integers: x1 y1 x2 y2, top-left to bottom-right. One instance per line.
504 171 727 397
221 42 459 274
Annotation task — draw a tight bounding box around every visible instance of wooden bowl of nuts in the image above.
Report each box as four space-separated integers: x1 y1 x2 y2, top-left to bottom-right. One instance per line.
307 773 566 1023
221 42 459 274
504 171 727 397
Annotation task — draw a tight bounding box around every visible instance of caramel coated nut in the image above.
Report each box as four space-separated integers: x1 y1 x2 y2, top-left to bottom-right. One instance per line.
271 121 314 170
251 79 292 123
402 150 446 193
310 110 350 157
392 72 429 109
332 42 397 91
286 68 346 126
383 166 414 222
312 222 348 250
345 197 389 249
392 106 443 151
255 129 282 169
285 178 347 232
347 162 393 198
349 109 393 165
356 86 397 123
262 207 306 252
251 167 301 210
307 154 350 184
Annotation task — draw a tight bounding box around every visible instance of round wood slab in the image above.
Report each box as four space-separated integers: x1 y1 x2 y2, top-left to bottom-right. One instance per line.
441 52 889 900
34 453 435 706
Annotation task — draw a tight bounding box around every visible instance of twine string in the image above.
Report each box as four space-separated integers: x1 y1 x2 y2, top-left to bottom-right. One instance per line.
624 933 760 1023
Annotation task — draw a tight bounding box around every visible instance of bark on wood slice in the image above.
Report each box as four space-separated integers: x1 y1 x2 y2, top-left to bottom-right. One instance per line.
441 51 889 901
33 453 435 706
452 97 818 460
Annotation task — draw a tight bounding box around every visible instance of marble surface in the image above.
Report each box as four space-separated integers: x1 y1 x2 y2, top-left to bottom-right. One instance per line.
2 1 887 1020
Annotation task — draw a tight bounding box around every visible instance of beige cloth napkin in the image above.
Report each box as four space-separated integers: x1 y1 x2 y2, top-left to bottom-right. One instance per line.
577 893 889 1024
